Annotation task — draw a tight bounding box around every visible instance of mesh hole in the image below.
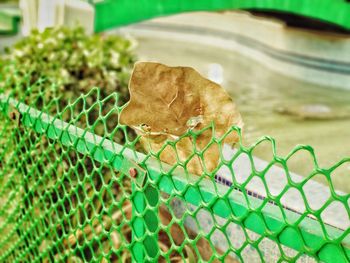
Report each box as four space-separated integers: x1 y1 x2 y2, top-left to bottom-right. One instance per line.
287 149 315 182
303 173 330 210
232 152 252 184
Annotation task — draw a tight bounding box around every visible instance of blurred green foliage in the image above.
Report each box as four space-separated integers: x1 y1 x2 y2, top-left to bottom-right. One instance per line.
0 26 137 261
1 27 134 105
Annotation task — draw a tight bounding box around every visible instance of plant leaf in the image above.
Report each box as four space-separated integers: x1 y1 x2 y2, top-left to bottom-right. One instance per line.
184 245 197 263
120 62 243 175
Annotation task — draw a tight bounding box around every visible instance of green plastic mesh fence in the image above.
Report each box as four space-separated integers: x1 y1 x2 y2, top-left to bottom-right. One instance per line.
0 78 349 262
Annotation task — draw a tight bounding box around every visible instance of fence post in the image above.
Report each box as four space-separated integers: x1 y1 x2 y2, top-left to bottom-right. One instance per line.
130 168 159 262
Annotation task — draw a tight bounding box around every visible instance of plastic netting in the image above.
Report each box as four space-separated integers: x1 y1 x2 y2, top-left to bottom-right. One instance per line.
0 80 349 263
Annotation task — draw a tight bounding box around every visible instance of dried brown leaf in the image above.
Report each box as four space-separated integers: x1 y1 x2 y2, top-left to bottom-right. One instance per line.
120 62 243 175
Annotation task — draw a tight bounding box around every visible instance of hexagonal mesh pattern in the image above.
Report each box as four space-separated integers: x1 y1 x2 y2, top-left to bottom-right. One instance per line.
0 83 349 262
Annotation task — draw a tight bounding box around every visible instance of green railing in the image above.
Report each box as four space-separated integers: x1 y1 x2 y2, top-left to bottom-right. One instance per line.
0 6 20 35
0 88 349 262
93 0 350 32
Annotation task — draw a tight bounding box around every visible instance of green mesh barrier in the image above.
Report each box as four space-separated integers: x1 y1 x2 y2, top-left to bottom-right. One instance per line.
0 82 349 262
92 0 350 32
